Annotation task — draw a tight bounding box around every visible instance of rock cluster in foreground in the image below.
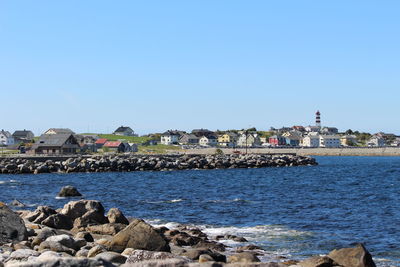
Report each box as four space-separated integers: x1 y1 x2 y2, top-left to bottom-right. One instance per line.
0 154 317 174
0 198 376 267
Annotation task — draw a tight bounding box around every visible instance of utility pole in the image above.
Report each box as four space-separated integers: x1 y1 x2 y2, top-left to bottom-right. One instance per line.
245 129 248 155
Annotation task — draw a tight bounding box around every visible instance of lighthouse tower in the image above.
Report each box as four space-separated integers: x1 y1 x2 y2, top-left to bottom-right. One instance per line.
316 110 321 128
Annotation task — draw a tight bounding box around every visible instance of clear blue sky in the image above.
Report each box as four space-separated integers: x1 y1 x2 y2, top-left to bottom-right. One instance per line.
1 1 399 135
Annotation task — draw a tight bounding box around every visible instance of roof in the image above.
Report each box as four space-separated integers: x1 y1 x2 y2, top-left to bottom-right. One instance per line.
95 138 108 144
45 128 75 134
0 130 12 138
104 141 122 147
114 126 133 133
162 130 181 136
35 134 77 147
12 130 34 138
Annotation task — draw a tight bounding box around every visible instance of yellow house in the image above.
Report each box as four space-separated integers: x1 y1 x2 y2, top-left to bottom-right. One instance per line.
218 133 238 147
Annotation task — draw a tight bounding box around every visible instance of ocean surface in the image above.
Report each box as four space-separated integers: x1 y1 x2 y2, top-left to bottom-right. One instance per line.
1 156 399 266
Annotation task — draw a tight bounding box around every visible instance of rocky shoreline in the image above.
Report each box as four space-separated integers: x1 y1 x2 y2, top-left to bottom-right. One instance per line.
0 190 377 267
0 154 317 174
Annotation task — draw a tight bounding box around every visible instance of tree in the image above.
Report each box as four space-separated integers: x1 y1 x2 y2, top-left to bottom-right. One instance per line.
345 129 354 135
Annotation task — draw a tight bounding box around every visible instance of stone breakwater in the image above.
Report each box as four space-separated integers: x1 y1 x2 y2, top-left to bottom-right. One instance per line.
0 154 317 174
0 197 377 267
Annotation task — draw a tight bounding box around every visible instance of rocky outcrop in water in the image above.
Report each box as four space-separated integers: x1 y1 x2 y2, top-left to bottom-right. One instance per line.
0 199 377 267
0 154 317 174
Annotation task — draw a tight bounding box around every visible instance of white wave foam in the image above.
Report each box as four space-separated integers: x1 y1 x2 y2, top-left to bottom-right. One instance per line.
146 199 184 204
0 180 19 185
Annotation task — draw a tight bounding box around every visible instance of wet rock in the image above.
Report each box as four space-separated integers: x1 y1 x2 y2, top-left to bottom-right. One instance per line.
57 185 82 197
235 244 262 252
181 248 225 262
328 244 376 267
0 202 28 245
227 252 261 263
109 219 170 253
193 241 226 252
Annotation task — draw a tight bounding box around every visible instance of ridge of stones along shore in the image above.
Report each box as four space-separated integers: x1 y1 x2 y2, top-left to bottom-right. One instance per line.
0 154 317 174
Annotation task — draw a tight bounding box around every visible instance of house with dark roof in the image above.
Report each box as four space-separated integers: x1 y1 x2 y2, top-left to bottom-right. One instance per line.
30 134 80 154
179 133 199 145
12 130 35 143
44 128 75 135
160 130 182 145
191 129 214 138
113 126 136 136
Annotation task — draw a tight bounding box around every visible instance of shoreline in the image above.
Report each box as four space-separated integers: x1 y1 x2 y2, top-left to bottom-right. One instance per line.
183 147 400 156
0 196 379 267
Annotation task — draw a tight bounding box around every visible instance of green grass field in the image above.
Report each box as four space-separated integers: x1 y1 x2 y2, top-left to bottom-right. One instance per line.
80 133 151 144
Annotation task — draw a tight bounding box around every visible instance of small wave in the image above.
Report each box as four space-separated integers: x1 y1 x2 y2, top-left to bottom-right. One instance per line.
207 198 252 203
0 180 19 185
145 199 184 204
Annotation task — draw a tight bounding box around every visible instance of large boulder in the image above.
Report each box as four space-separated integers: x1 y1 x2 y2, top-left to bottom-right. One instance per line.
108 219 170 253
60 200 107 228
0 202 28 245
328 244 376 267
60 200 106 221
57 185 82 197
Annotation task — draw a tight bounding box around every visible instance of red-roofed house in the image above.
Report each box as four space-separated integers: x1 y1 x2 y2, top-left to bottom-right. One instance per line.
95 138 108 149
103 141 128 153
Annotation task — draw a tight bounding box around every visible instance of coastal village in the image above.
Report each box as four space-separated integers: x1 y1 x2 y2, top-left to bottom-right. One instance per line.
0 111 398 155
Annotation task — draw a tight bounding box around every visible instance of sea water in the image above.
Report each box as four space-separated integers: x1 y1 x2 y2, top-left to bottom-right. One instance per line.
1 156 399 266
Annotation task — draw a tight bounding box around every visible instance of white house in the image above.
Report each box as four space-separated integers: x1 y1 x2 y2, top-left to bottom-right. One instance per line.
0 130 15 146
302 135 320 147
237 133 261 147
319 135 341 148
199 135 218 147
367 136 385 147
160 131 180 145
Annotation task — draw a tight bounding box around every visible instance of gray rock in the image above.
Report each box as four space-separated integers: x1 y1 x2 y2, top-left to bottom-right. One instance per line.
60 200 106 222
38 240 76 256
5 249 40 262
125 250 185 264
0 202 28 245
45 234 76 250
4 258 115 267
121 258 188 267
95 252 127 264
57 186 82 197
